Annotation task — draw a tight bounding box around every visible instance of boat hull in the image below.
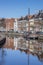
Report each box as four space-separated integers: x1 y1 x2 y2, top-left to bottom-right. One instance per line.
0 38 6 48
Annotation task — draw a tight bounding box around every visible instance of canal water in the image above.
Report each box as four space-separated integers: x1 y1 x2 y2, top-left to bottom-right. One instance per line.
0 36 43 65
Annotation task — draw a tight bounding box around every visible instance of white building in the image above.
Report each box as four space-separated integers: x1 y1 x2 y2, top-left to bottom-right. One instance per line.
18 20 29 33
29 18 43 33
14 19 18 32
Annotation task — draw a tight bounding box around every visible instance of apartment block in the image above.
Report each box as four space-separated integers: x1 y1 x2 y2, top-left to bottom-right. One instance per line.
18 20 30 32
5 18 14 31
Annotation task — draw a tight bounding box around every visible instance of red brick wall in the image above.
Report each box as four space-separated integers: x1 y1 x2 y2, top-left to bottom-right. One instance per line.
5 18 14 31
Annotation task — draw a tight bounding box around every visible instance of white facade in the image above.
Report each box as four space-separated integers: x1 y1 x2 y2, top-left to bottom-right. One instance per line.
14 19 18 32
29 18 43 33
18 20 29 32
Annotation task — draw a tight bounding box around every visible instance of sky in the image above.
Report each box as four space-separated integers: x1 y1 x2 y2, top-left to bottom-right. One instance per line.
0 0 43 18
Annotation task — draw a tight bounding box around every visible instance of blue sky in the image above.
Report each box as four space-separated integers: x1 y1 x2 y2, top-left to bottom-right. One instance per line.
0 0 43 18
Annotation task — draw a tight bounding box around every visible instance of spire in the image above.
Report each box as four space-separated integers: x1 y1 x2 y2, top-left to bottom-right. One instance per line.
28 8 30 16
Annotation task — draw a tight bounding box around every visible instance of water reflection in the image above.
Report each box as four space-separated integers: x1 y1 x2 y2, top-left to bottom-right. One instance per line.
0 48 6 65
14 37 29 50
4 37 14 49
0 36 43 65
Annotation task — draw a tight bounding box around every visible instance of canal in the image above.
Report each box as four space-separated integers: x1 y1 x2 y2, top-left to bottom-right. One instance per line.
0 35 43 65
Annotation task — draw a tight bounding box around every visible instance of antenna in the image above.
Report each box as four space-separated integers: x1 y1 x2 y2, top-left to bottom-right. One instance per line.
28 8 30 16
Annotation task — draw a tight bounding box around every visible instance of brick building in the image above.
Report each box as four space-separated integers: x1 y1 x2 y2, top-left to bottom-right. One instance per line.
5 18 14 31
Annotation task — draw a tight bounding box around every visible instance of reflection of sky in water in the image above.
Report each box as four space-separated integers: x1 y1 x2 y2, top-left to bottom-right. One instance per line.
0 36 43 65
29 54 43 65
0 48 43 65
0 49 28 65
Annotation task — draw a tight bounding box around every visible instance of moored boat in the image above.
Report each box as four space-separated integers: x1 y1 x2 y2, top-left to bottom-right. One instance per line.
0 35 6 48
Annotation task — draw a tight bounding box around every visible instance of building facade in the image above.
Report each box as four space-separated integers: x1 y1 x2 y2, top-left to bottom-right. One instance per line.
5 18 14 31
29 18 43 32
0 18 6 31
18 20 30 33
14 19 18 32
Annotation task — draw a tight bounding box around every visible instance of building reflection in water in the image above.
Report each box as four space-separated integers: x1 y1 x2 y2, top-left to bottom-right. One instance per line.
3 36 43 61
14 37 29 50
4 36 14 49
0 48 6 65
